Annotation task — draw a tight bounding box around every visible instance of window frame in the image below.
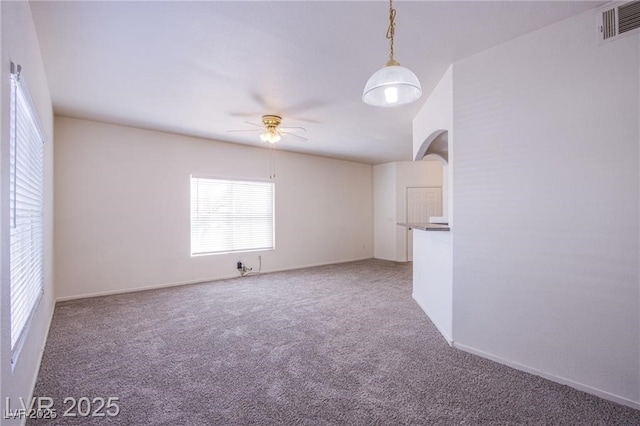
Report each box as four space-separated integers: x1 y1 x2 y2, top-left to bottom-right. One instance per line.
190 175 275 256
9 62 45 365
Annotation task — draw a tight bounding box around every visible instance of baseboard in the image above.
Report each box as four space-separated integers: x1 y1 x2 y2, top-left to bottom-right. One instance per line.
55 273 240 302
56 257 374 302
262 257 373 274
453 342 640 411
412 293 454 346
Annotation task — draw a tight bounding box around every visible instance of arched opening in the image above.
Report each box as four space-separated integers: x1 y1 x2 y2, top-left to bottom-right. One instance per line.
414 130 449 225
415 129 448 164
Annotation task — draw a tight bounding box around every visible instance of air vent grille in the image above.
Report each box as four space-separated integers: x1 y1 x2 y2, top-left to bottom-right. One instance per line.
598 1 640 43
602 7 617 39
618 0 640 34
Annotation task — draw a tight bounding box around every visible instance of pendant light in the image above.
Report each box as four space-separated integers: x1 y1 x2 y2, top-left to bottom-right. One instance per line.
362 0 422 107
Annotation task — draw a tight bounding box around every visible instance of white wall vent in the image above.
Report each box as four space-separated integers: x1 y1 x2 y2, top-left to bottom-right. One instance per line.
598 1 640 43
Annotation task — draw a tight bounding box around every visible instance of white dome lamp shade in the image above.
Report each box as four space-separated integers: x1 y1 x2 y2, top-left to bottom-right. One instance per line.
363 58 422 107
362 0 422 107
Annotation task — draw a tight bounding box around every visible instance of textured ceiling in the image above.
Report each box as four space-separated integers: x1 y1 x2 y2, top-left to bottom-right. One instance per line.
30 1 603 164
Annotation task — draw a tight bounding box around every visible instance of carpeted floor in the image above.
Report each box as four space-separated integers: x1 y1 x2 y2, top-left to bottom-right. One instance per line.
30 259 639 425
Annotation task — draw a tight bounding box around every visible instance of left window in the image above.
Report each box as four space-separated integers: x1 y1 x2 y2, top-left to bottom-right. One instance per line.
9 63 45 361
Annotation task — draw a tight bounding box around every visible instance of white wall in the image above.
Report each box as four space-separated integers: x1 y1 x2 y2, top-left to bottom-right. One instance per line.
373 160 442 262
452 9 640 407
54 117 373 300
373 162 396 261
0 1 55 424
413 66 453 161
413 230 452 342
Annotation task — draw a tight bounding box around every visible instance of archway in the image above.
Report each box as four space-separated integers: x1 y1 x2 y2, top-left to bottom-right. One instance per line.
415 129 448 165
414 130 449 224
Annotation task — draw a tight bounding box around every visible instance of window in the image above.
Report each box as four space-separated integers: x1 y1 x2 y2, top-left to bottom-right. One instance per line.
9 63 45 361
191 177 274 255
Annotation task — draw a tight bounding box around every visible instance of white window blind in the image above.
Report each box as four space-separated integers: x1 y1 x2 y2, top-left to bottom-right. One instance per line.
9 64 44 359
191 177 274 255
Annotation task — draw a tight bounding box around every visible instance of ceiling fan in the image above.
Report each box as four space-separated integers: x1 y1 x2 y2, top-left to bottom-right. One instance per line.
228 115 308 144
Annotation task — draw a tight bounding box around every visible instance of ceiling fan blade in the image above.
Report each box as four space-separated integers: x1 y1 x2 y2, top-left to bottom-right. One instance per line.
244 121 263 128
229 112 260 118
280 126 307 132
289 117 321 124
281 100 327 115
281 131 308 142
250 92 273 110
227 121 264 133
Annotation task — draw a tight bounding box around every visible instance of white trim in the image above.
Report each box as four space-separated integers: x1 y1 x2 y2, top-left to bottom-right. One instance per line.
256 256 372 275
412 293 453 346
56 274 240 302
453 342 640 411
56 257 373 302
190 173 273 185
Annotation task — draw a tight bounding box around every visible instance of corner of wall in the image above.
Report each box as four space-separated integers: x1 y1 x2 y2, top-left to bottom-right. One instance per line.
637 32 640 404
373 162 398 261
0 2 55 423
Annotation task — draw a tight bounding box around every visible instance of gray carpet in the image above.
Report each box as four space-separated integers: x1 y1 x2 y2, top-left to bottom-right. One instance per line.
30 259 639 425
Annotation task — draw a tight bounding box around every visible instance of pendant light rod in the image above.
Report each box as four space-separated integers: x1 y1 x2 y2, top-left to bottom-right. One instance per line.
386 0 396 63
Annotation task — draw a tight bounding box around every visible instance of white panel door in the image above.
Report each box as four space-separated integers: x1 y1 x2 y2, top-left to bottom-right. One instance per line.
406 187 442 261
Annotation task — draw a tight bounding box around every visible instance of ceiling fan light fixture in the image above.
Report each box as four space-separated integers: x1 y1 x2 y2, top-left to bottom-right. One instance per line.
260 129 281 144
259 115 283 144
363 0 422 107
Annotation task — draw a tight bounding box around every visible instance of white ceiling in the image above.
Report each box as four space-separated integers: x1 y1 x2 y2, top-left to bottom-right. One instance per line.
30 0 603 164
